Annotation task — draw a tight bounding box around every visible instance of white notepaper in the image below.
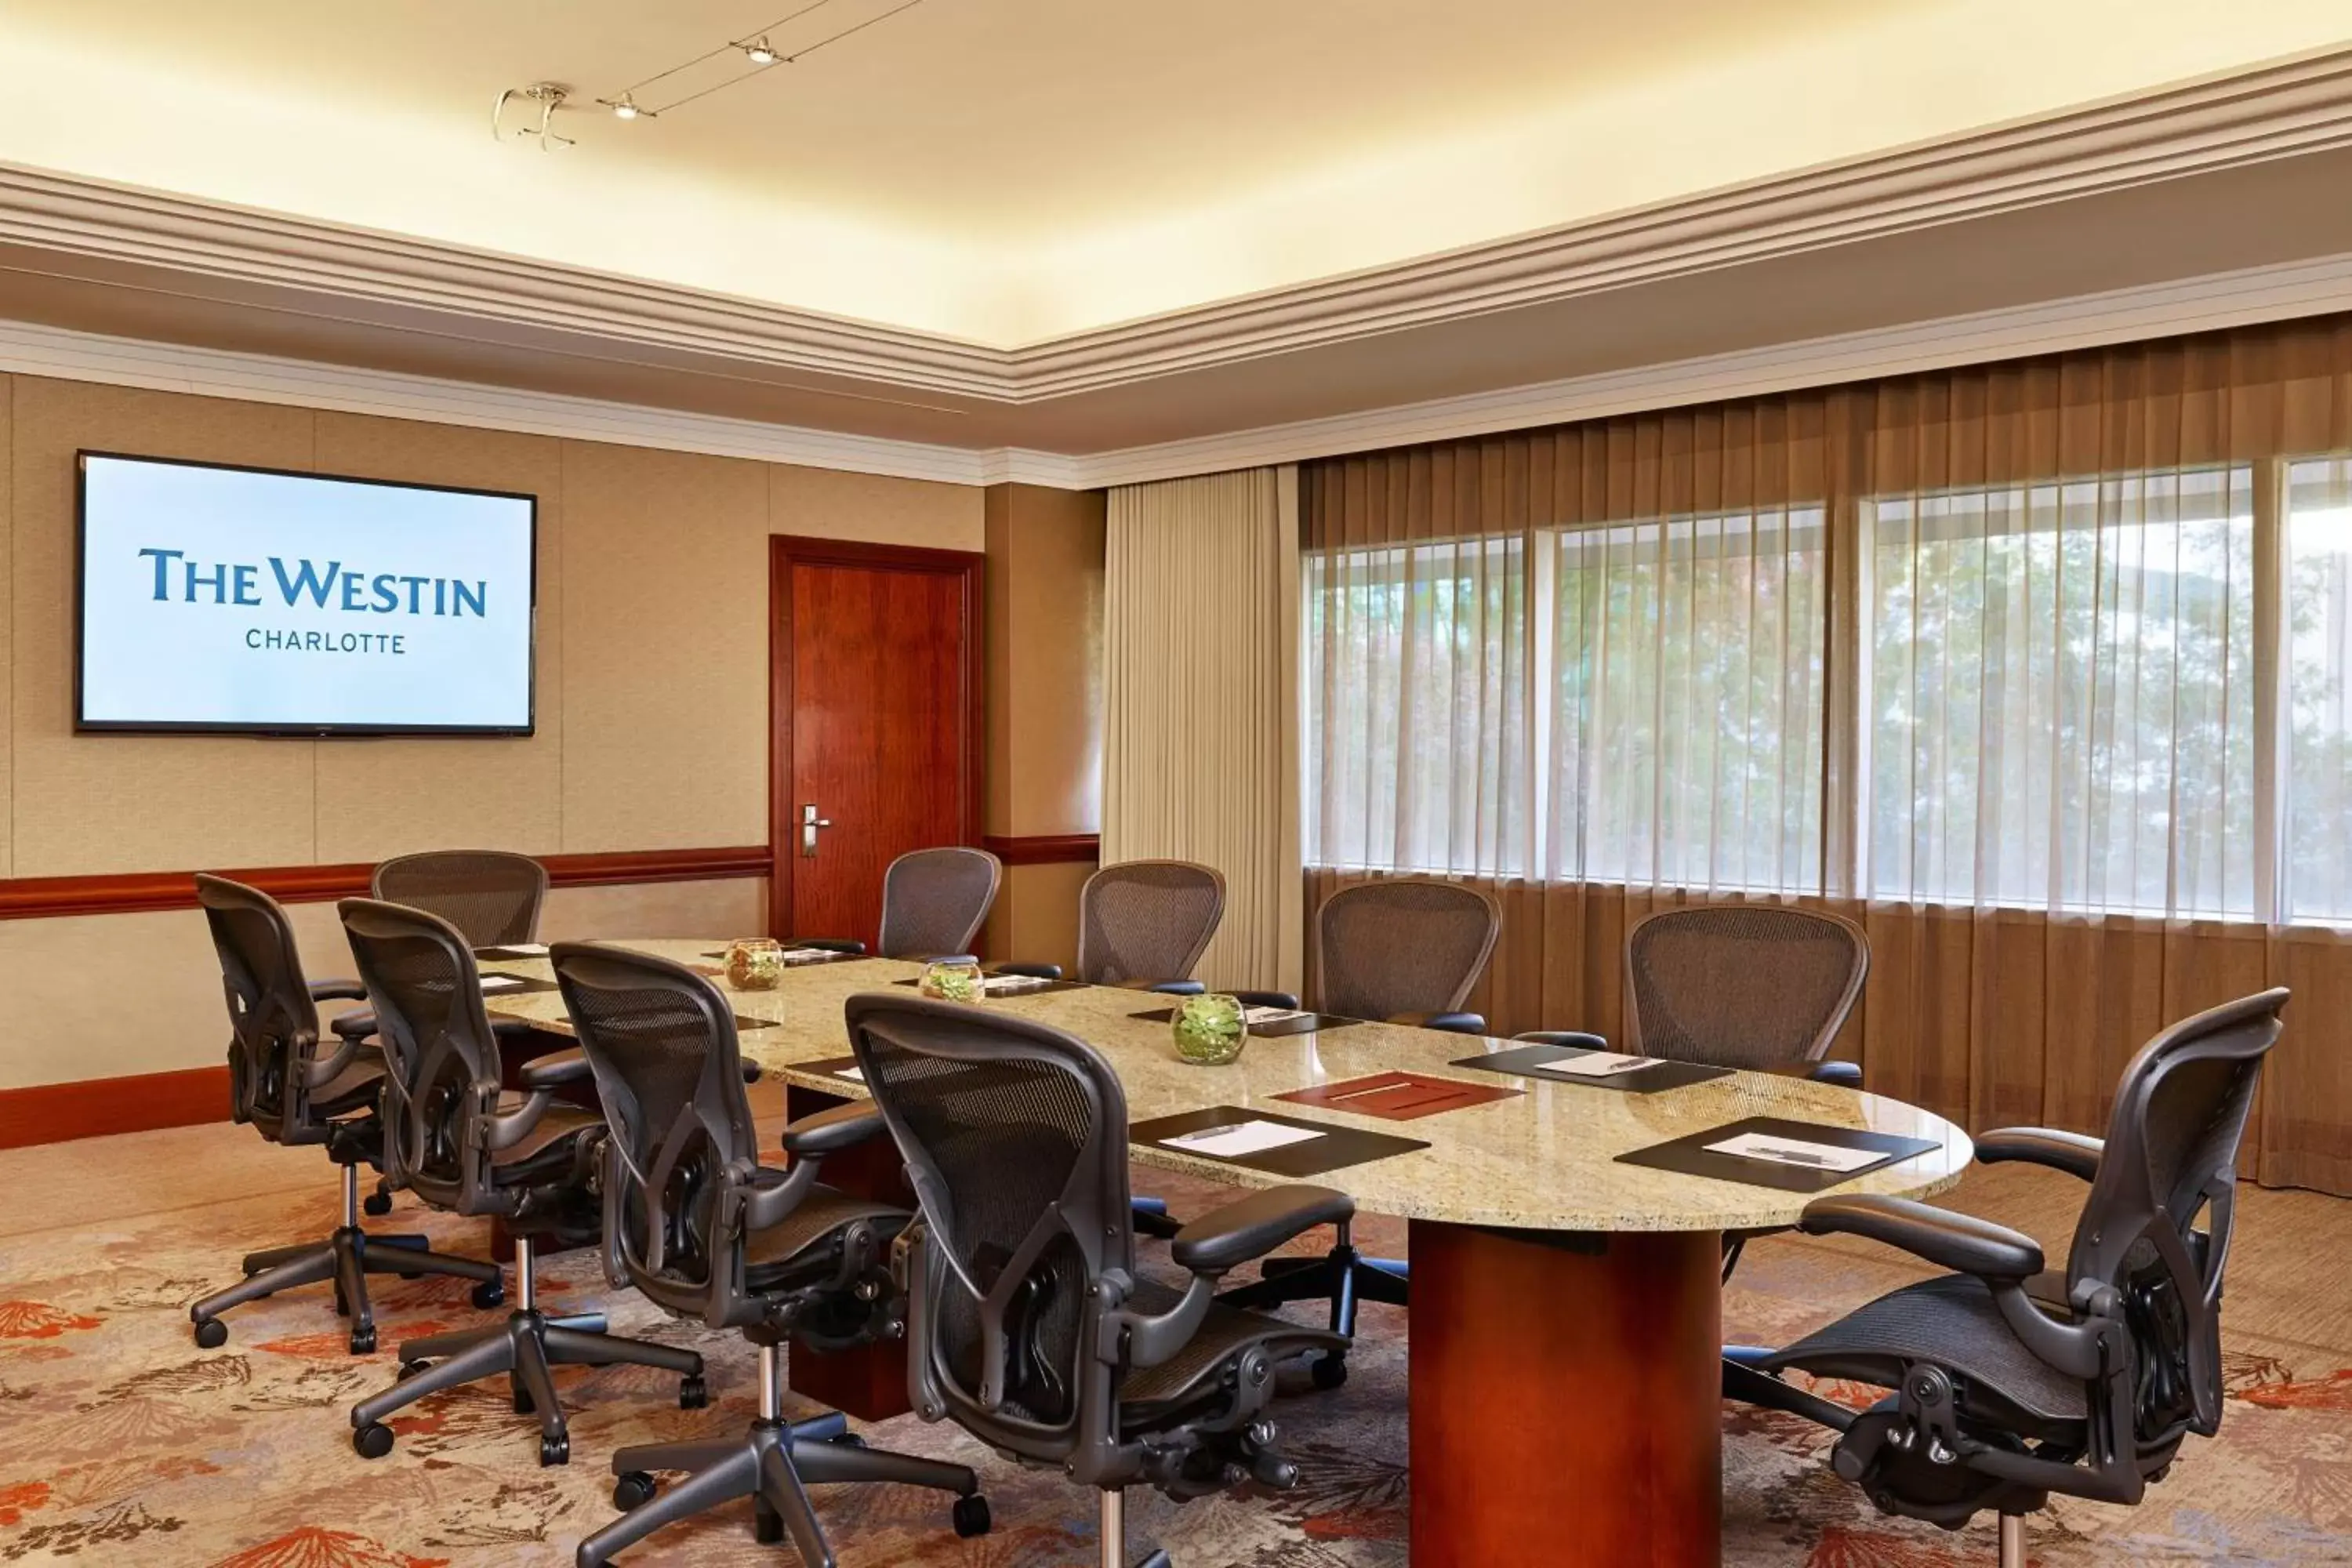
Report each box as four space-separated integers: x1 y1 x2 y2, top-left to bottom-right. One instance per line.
1537 1051 1656 1078
1243 1006 1305 1025
1162 1120 1327 1160
833 1065 866 1082
1704 1131 1880 1172
501 942 550 956
981 975 1051 993
478 975 526 993
780 948 836 963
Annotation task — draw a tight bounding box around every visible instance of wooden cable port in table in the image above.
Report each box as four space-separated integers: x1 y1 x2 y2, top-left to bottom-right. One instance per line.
481 940 1972 1567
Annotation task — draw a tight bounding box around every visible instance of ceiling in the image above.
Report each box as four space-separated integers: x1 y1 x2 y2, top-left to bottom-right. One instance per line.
5 0 2350 343
0 4 2350 476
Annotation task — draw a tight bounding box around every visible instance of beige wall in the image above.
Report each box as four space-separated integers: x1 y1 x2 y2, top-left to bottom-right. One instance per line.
979 484 1106 973
0 374 982 1088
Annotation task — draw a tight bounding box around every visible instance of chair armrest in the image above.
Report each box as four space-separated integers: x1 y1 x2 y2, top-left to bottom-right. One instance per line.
1800 1194 2044 1280
736 1158 821 1233
518 1048 595 1091
781 1101 888 1159
1806 1060 1864 1090
740 1059 764 1084
309 978 368 1004
1974 1127 2103 1182
1391 1010 1486 1036
1514 1029 1610 1051
786 937 869 956
328 1008 378 1043
1170 1185 1356 1276
993 962 1064 981
1229 988 1301 1011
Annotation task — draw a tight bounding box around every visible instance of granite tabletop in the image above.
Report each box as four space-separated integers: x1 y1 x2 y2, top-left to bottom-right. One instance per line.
481 938 1973 1235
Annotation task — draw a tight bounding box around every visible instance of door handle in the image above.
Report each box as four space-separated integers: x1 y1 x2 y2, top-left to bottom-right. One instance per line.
800 803 833 858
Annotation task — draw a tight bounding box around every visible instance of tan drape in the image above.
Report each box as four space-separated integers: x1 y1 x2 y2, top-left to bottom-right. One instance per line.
1104 468 1304 993
1302 315 2352 1195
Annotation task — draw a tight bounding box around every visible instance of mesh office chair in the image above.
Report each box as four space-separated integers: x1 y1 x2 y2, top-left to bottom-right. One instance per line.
1218 877 1501 1385
845 993 1352 1568
552 946 988 1566
187 876 500 1353
785 845 1003 961
1728 987 2286 1568
1517 904 1871 1278
372 848 550 947
339 898 703 1467
996 860 1229 1241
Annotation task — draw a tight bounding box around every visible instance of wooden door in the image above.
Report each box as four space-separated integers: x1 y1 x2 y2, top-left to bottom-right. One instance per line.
769 537 983 949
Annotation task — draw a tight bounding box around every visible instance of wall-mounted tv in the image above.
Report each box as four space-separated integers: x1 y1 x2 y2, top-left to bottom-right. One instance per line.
76 452 537 736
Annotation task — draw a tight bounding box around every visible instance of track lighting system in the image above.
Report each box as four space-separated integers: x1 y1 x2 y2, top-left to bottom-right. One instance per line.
495 1 929 147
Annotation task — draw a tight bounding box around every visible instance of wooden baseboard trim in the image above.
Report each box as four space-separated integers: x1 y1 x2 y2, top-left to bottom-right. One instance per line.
0 1064 232 1150
983 833 1102 866
0 844 771 922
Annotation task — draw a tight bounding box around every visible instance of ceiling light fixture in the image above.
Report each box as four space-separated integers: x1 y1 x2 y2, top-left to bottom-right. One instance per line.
742 37 779 65
491 82 575 150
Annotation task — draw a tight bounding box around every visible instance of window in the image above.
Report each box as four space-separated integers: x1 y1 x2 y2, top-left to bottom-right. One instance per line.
2288 458 2352 923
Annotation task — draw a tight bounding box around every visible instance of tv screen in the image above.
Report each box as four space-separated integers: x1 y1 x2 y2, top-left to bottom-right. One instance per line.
76 452 536 735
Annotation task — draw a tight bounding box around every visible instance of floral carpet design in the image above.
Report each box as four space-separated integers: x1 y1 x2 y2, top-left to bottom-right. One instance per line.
1 1130 2347 1566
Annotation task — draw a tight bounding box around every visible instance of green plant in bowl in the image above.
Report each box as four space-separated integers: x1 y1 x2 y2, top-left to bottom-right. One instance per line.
1171 993 1247 1065
920 958 982 1003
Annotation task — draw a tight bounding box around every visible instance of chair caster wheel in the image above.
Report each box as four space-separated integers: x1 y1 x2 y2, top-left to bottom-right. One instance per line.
953 1494 992 1538
470 1280 506 1310
353 1422 394 1459
754 1500 784 1544
397 1359 426 1381
830 1431 867 1449
513 1388 535 1414
363 1192 394 1217
349 1327 377 1356
678 1374 708 1409
539 1432 569 1467
1310 1352 1348 1390
192 1318 228 1349
612 1471 656 1511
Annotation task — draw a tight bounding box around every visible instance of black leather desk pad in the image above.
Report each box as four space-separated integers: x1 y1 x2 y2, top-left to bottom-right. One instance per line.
476 974 558 997
1128 1007 1356 1038
698 949 871 966
888 975 1087 997
1130 1105 1428 1177
1614 1116 1943 1192
1450 1041 1731 1094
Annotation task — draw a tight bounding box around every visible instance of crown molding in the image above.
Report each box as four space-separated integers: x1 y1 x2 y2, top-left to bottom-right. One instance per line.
3 249 2350 498
1061 249 2352 488
0 314 997 485
2 46 2349 406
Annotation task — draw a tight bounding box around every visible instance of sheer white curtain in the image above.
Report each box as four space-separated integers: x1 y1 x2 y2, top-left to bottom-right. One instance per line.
1861 466 2259 919
2287 457 2352 923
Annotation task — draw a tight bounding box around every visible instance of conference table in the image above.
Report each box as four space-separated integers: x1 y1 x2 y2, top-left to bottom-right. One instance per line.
480 940 1972 1568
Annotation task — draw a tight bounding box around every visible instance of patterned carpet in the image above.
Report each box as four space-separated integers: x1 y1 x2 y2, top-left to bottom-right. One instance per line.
1 1118 2348 1567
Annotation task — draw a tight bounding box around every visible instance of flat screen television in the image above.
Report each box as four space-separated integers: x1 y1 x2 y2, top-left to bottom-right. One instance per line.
76 452 537 736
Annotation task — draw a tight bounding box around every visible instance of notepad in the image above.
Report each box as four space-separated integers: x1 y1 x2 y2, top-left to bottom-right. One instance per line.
980 975 1053 994
478 975 526 994
1161 1120 1328 1160
781 947 838 963
1243 1005 1305 1025
1704 1131 1882 1172
832 1065 866 1082
1535 1051 1655 1079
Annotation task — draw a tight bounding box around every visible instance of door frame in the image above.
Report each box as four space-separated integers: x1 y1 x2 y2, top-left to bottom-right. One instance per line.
767 534 986 938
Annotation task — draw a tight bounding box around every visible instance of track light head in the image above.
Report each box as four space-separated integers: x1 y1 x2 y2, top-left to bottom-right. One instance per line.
601 92 651 120
744 37 779 65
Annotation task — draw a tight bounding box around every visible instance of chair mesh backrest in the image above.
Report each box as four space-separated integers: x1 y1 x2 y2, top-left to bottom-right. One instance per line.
554 944 756 1320
338 898 504 1211
1624 905 1868 1070
2067 988 2285 1446
845 993 1126 1448
1314 878 1500 1021
372 850 549 948
1076 860 1225 985
197 874 325 1143
877 847 1002 960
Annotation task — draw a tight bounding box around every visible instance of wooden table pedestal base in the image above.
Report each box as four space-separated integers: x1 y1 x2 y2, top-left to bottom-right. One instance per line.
1408 1220 1723 1566
781 1082 916 1422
